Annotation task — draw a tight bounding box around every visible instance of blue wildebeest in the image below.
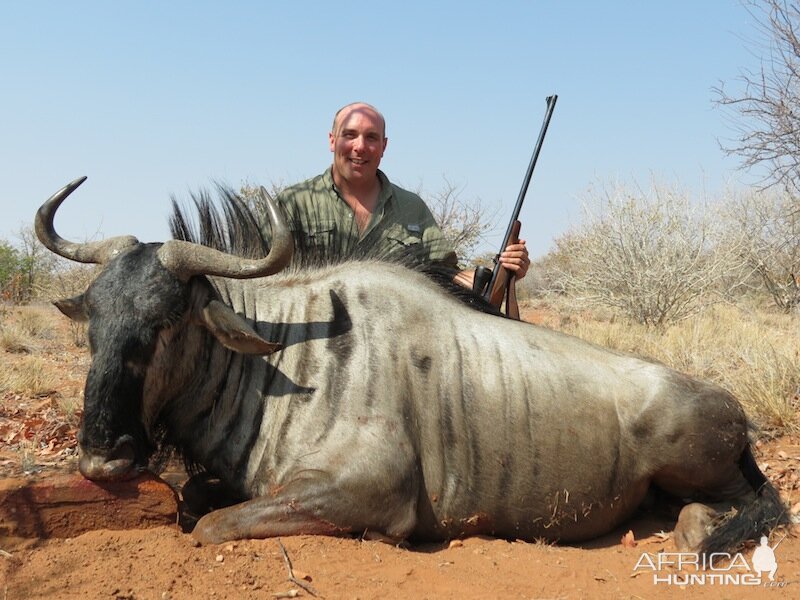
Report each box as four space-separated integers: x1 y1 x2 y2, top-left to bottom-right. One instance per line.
36 177 787 552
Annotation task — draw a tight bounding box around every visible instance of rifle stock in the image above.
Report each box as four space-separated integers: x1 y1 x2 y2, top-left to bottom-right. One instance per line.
478 95 557 317
485 220 520 309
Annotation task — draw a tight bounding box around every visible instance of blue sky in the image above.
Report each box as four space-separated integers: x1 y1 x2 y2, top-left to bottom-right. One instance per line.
1 1 762 259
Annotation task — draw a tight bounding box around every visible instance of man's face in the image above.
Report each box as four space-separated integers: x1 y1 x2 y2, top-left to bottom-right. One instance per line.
329 105 388 187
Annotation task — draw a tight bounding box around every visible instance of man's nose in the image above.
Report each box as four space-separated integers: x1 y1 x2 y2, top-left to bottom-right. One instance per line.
352 136 365 151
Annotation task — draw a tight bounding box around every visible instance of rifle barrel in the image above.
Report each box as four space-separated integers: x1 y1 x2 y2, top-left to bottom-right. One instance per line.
483 94 558 301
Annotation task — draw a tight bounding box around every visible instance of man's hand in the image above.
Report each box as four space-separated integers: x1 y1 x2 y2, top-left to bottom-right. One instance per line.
452 236 530 291
499 239 530 279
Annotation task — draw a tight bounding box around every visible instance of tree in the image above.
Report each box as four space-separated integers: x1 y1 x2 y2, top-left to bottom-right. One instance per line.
14 225 58 302
543 180 750 327
238 180 286 225
714 0 800 195
417 177 495 265
0 240 22 300
722 190 800 311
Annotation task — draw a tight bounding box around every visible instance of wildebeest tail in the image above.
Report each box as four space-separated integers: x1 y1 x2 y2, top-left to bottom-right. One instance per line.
700 445 790 555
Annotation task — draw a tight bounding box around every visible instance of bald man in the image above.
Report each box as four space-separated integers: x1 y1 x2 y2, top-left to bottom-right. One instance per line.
272 102 530 286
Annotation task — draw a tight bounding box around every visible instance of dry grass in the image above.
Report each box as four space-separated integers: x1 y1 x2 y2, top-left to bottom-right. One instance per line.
0 305 56 353
55 395 82 425
0 355 56 397
527 300 800 434
0 322 36 353
14 306 54 338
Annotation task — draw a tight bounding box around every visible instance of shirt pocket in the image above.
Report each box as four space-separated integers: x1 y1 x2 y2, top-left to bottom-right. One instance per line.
301 220 336 249
385 222 424 249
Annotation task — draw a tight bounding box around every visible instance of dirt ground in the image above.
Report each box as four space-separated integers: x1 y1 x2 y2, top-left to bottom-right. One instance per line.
1 304 799 599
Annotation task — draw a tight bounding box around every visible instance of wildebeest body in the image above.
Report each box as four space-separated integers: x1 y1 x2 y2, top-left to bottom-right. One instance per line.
36 178 786 551
153 262 751 543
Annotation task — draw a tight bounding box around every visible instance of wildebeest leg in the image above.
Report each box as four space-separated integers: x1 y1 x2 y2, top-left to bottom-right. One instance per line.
666 469 757 552
192 497 346 544
670 471 756 552
667 446 787 553
182 472 245 517
191 481 418 545
191 494 413 545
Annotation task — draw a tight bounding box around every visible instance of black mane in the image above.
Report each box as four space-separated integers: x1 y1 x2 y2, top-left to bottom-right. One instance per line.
169 185 270 260
168 185 499 314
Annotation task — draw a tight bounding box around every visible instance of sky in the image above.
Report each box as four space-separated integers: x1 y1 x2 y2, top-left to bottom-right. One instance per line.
0 1 765 260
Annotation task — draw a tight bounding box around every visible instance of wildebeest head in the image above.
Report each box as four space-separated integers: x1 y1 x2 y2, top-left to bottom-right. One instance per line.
35 177 294 481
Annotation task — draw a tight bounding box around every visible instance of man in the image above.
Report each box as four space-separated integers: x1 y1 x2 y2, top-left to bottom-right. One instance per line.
273 102 530 288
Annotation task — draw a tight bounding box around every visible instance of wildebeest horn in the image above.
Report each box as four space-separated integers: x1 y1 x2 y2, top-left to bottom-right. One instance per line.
35 176 140 264
156 186 294 280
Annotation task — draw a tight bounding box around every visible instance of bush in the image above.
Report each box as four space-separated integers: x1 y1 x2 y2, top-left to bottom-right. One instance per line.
0 240 22 301
720 190 800 312
543 180 750 326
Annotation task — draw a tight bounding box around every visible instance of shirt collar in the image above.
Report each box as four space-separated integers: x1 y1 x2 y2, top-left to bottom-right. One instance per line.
325 166 394 207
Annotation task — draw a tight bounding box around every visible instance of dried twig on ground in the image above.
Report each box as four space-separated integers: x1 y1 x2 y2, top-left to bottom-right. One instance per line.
276 538 319 598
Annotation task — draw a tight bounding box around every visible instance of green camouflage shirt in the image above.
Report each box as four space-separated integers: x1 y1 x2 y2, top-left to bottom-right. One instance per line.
271 168 458 268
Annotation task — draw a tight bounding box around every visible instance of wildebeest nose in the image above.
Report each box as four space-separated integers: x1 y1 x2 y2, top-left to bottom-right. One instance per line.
78 436 139 481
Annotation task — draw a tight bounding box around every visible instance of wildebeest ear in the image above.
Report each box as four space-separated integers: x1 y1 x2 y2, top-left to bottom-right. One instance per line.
54 296 88 322
200 300 283 355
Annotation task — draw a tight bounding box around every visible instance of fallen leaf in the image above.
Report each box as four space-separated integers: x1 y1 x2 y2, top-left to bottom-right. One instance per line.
621 530 637 548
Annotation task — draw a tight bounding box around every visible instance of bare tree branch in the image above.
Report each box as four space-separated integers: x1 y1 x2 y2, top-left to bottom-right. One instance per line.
418 177 495 264
714 0 800 195
721 189 800 311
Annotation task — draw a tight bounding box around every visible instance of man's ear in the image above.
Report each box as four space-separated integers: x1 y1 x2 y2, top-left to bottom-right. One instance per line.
200 300 282 355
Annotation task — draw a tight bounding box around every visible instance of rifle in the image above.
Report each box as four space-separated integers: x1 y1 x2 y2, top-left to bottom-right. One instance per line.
473 94 558 318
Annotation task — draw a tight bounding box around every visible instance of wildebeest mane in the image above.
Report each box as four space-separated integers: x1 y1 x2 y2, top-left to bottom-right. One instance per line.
168 185 499 314
169 185 270 260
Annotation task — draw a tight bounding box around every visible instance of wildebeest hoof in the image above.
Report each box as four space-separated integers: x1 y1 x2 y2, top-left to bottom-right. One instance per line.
674 503 718 552
191 515 226 546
